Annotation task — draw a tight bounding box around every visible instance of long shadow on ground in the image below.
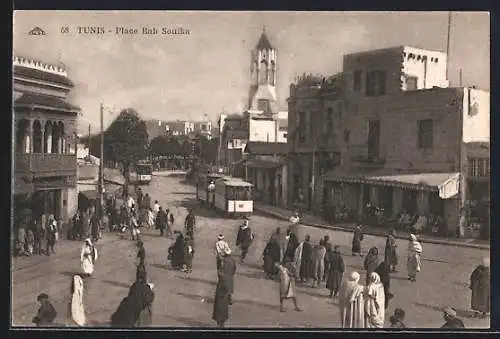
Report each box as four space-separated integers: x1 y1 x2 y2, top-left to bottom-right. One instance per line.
176 275 216 286
413 302 478 319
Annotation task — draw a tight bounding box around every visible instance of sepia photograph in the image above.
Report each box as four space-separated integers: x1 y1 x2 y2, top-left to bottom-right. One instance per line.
12 10 490 329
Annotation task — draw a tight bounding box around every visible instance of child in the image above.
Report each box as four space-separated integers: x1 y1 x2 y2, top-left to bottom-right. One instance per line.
26 229 35 256
389 308 406 328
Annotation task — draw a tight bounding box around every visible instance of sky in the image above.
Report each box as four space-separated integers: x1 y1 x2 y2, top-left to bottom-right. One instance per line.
13 11 489 135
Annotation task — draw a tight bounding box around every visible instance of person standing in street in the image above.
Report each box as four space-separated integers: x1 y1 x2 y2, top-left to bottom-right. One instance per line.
184 209 196 239
263 236 281 279
80 238 98 278
441 307 465 328
26 228 35 256
236 218 254 263
182 235 195 273
218 247 237 305
212 272 230 328
69 275 86 326
275 259 302 313
156 207 167 237
215 234 230 270
389 308 406 328
470 257 490 318
384 229 398 272
375 259 392 310
284 228 299 262
295 235 313 284
338 271 365 328
364 272 385 328
351 225 364 256
46 215 57 256
32 293 57 327
90 211 100 243
326 244 345 298
363 247 380 286
311 239 326 288
323 235 332 282
407 234 422 282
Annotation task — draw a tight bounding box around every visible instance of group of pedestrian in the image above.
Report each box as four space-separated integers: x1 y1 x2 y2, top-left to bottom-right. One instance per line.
16 214 59 257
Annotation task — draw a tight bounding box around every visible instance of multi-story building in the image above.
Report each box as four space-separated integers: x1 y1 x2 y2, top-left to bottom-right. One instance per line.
287 46 490 236
219 29 287 177
13 56 80 228
194 120 213 140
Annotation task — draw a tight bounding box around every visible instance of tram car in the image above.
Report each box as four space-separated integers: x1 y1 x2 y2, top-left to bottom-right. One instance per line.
213 177 253 217
196 172 225 205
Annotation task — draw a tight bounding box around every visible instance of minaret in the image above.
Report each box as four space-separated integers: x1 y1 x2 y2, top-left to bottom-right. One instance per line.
248 27 277 115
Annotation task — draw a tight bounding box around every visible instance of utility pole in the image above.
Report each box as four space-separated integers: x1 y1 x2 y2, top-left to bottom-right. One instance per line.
446 11 452 81
310 119 317 211
88 124 91 149
99 103 104 222
459 69 463 87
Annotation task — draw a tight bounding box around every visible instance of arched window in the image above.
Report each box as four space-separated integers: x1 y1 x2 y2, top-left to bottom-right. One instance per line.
33 120 43 153
16 119 29 154
270 61 276 86
44 121 52 154
260 60 268 84
51 123 60 154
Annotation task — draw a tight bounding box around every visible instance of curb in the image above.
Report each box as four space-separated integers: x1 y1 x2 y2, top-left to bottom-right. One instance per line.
255 207 490 250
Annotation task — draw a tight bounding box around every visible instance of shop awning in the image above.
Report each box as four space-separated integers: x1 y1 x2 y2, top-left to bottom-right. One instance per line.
79 190 99 201
325 170 460 196
246 159 284 169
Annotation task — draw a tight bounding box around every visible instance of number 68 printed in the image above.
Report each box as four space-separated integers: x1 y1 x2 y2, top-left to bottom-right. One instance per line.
61 26 70 34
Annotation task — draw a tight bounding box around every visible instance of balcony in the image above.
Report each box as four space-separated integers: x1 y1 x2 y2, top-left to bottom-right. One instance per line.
349 145 386 166
15 153 77 175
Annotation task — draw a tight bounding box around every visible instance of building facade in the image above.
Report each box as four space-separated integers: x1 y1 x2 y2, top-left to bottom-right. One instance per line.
13 56 80 229
287 46 490 237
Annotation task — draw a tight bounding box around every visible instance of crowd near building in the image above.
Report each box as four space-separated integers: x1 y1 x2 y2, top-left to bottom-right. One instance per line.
13 57 80 233
219 33 490 239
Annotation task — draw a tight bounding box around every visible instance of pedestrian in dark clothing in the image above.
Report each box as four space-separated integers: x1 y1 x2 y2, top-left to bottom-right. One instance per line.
236 218 254 263
184 209 196 239
34 221 44 255
441 307 465 329
384 229 398 272
81 211 90 240
389 308 406 328
32 293 57 327
299 235 313 283
323 235 332 281
137 240 146 266
218 247 237 305
352 224 363 256
284 228 299 262
364 247 379 285
168 232 185 269
212 277 230 328
46 216 57 256
375 260 392 309
263 238 281 279
326 244 345 297
470 257 490 318
156 207 167 236
127 272 155 327
90 213 100 243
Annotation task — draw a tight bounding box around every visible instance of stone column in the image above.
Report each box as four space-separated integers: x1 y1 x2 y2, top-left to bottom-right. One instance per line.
40 122 45 154
392 188 403 215
45 123 52 154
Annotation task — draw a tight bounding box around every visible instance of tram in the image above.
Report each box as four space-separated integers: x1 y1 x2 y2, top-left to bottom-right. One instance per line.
213 177 253 217
195 172 225 205
129 160 153 185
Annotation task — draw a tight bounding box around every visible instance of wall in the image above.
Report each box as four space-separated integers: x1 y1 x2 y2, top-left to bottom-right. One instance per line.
347 87 463 173
462 88 490 143
402 46 448 90
248 119 277 142
65 187 78 220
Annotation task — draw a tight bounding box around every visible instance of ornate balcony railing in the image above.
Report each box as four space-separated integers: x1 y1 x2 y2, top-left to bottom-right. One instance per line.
15 153 77 173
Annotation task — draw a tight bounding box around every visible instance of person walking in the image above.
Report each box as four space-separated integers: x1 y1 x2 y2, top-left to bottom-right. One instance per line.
295 235 313 284
69 275 86 326
32 293 57 327
33 220 44 255
218 247 237 305
212 273 230 328
312 239 327 288
17 225 27 256
26 228 35 256
156 207 167 237
80 239 98 278
275 259 302 313
364 272 385 328
407 234 422 282
351 225 364 256
236 218 254 263
215 234 230 270
323 235 332 282
326 244 345 298
384 229 398 272
182 235 195 273
375 259 392 309
46 215 58 256
470 257 490 318
263 237 281 279
284 228 299 262
184 209 196 239
363 247 380 286
338 271 365 328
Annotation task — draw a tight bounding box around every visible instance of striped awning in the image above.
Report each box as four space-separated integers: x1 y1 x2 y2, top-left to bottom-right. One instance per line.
325 170 460 192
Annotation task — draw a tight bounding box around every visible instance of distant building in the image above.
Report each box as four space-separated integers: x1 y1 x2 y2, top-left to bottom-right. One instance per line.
13 56 80 226
194 120 213 139
145 119 169 141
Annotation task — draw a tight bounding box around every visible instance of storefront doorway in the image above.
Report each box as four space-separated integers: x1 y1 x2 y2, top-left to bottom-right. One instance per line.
378 186 393 216
402 189 418 215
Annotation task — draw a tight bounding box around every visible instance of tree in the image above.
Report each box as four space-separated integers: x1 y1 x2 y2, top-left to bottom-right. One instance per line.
104 108 149 178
